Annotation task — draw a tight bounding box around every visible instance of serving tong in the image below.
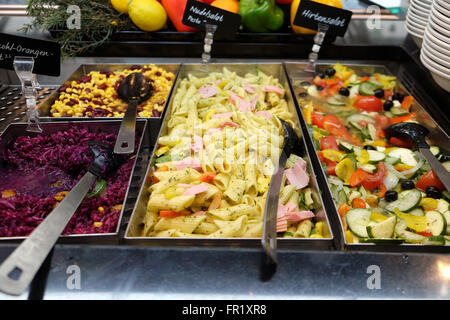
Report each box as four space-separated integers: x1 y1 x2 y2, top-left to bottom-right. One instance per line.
262 118 304 269
0 141 118 296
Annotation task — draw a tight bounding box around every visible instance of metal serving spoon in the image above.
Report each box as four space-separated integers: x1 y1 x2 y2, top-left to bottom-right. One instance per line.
0 141 117 296
262 118 304 266
385 122 450 191
114 72 153 154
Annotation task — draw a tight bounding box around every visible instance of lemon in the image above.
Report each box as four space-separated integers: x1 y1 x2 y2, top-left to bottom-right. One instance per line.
128 0 167 32
111 0 129 14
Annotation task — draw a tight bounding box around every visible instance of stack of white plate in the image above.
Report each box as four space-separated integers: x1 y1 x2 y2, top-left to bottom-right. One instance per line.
421 0 450 92
406 0 433 47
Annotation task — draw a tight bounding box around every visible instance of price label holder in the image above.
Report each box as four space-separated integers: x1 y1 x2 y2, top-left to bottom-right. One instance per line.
292 0 353 73
182 0 241 71
0 33 61 133
13 57 42 133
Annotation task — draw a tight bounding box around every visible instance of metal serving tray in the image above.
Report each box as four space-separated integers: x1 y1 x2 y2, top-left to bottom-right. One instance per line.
37 63 181 121
124 63 336 250
285 61 450 253
0 120 147 244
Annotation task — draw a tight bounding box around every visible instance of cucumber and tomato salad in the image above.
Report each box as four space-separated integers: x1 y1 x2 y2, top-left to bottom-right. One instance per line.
301 63 450 245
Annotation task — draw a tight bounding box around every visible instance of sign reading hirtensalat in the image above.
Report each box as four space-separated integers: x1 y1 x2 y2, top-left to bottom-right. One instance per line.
0 33 61 76
293 0 353 37
182 0 241 35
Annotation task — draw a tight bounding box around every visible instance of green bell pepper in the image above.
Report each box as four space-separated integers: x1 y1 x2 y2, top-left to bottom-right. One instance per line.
239 0 284 33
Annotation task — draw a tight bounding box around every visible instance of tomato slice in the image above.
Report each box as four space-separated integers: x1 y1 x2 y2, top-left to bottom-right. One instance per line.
389 136 413 148
416 170 445 191
320 136 339 151
322 115 354 142
349 169 366 187
354 96 383 112
352 198 366 208
312 112 325 129
326 161 337 176
361 162 387 190
374 115 391 130
313 75 326 87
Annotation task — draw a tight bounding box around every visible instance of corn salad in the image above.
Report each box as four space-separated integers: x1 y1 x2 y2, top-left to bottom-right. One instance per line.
50 64 175 118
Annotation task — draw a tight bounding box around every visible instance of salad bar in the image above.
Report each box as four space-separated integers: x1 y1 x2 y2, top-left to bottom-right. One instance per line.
0 10 450 297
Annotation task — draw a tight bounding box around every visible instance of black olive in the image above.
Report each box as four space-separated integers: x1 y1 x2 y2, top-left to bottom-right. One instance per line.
401 180 415 190
339 87 350 97
300 81 311 87
440 154 450 162
298 92 308 98
316 72 325 79
317 85 324 91
325 68 336 77
374 88 385 99
392 93 404 103
385 190 398 202
363 145 376 150
383 100 393 111
426 186 442 199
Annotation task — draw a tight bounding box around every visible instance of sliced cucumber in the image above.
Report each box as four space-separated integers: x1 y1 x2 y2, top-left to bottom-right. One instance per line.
367 123 378 141
348 190 362 202
443 211 450 235
387 148 418 167
394 219 426 243
385 155 401 165
382 170 399 190
349 84 360 98
359 238 404 244
346 208 372 238
424 235 446 245
358 185 368 199
347 114 375 133
408 208 425 216
338 140 354 153
367 150 386 163
430 146 440 157
384 111 394 118
359 163 377 174
442 161 450 172
338 188 348 204
425 210 447 236
359 82 378 96
307 85 320 98
367 78 383 88
367 216 396 238
437 199 449 214
327 96 346 106
390 107 409 116
385 189 422 212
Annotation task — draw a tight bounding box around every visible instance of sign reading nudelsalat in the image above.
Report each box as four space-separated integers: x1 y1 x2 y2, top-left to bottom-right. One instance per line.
293 0 353 37
182 0 241 35
0 33 61 76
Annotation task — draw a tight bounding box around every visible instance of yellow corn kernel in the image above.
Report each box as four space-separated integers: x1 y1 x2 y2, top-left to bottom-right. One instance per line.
93 222 103 228
98 206 104 213
54 191 69 201
1 189 16 199
310 234 323 238
112 204 123 212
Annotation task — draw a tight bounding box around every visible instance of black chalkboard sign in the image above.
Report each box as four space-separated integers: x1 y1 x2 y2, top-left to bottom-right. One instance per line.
182 0 241 35
293 0 353 37
0 33 61 77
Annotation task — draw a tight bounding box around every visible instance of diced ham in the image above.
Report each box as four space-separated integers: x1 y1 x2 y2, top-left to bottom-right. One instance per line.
178 184 194 188
211 112 233 119
276 204 288 232
220 121 239 128
285 158 309 190
285 201 297 212
193 211 207 216
256 110 272 120
199 85 217 98
295 157 307 172
175 158 202 171
244 82 255 94
191 135 203 152
239 99 252 112
183 184 209 196
206 128 223 134
286 210 315 222
229 92 240 105
264 85 284 95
